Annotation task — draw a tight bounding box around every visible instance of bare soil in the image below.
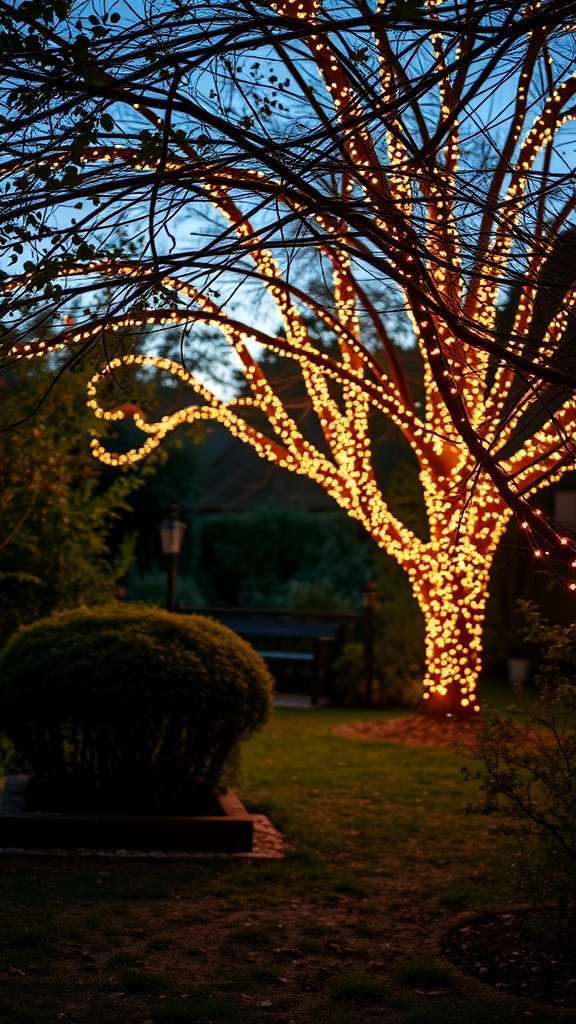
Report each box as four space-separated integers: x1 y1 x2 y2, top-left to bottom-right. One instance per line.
442 908 576 1010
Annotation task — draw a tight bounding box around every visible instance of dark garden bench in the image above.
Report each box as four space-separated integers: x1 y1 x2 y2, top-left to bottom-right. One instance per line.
180 607 352 705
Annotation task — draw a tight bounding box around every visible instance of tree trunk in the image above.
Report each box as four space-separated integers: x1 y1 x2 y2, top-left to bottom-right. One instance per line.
409 550 492 718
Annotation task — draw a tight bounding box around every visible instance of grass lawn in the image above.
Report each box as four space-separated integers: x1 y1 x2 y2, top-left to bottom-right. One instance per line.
0 683 571 1024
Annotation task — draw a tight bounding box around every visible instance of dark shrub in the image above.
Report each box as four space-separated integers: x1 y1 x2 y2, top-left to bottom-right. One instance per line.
332 561 424 708
0 605 273 814
463 602 576 917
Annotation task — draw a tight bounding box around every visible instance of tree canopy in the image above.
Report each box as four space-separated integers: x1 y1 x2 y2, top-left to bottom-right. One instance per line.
1 0 576 712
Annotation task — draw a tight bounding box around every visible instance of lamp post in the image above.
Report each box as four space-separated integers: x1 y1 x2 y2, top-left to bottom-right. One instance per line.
362 581 377 708
159 504 187 611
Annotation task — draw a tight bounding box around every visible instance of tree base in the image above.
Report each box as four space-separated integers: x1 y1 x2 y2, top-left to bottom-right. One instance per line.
334 714 482 746
418 692 480 720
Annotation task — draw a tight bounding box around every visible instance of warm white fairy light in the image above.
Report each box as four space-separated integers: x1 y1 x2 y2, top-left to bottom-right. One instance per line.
5 0 576 717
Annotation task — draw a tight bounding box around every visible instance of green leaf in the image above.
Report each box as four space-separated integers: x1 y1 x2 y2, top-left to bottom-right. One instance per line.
62 166 80 186
83 65 106 85
76 240 94 261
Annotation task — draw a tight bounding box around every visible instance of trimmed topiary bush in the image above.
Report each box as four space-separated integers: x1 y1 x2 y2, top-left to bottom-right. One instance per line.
0 605 273 814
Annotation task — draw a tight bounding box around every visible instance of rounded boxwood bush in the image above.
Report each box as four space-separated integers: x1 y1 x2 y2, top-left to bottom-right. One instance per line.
0 605 274 814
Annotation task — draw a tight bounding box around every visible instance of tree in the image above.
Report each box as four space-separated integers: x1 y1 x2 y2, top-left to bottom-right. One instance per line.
0 349 144 643
1 0 576 714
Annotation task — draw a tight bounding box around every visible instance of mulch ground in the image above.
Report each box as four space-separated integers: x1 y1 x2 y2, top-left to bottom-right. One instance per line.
442 909 576 1009
335 714 576 1011
333 714 482 747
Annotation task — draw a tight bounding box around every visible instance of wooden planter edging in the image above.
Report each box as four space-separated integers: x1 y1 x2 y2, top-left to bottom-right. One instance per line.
0 776 254 853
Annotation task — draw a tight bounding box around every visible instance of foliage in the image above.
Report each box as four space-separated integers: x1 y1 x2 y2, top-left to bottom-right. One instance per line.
484 512 576 665
462 603 576 916
194 506 373 609
110 375 205 579
0 352 148 645
332 557 424 708
125 566 205 608
281 578 352 614
0 605 274 812
124 429 203 572
332 640 423 708
0 318 209 645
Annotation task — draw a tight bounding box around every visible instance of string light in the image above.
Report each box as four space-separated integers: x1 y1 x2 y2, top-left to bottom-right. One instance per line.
5 0 576 718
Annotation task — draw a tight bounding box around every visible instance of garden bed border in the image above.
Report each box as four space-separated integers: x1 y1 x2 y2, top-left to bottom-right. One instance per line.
0 775 255 853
